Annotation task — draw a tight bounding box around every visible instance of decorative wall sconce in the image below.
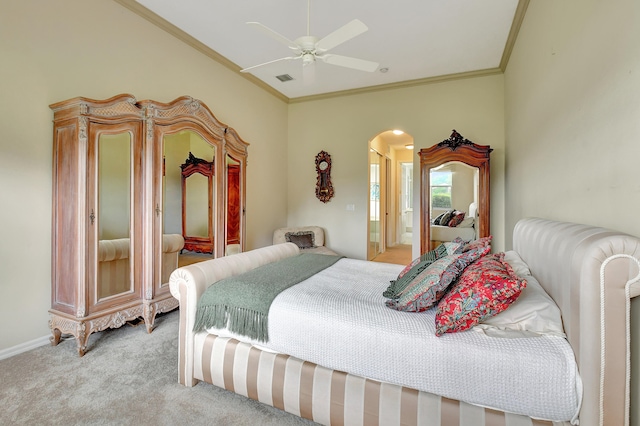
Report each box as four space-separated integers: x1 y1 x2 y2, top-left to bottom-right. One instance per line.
315 150 334 203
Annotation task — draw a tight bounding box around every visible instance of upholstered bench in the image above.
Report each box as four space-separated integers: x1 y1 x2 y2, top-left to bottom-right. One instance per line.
272 226 338 255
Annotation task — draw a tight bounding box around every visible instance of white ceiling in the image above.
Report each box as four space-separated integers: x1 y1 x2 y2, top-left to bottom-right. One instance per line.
128 0 522 101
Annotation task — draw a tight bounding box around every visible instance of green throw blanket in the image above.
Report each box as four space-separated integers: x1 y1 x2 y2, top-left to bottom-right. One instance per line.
193 253 344 342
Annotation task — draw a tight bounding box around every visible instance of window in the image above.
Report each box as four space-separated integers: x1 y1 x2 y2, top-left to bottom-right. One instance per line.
430 170 452 209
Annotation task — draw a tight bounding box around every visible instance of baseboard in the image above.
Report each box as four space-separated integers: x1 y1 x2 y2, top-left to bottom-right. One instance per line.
0 335 50 361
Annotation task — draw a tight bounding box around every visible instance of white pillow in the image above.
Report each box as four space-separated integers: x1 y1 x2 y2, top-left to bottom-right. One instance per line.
503 250 531 276
458 217 475 228
474 252 565 338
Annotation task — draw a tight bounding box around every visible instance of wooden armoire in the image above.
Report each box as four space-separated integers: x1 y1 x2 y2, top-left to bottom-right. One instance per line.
419 130 491 254
49 94 248 356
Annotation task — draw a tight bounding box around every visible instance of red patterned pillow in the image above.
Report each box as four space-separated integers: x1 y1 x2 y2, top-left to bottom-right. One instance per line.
462 235 492 252
434 252 527 336
447 211 466 227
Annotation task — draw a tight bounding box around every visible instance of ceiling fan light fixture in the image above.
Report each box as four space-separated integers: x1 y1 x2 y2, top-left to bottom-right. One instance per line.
302 53 315 66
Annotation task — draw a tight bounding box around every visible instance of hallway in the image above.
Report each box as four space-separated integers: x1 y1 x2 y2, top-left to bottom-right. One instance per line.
371 244 412 265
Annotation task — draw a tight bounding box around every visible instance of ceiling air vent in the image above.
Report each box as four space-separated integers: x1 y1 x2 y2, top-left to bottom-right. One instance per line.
276 74 294 82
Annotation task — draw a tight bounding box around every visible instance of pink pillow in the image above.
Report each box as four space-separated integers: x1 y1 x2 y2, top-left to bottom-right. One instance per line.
447 211 466 227
434 252 527 336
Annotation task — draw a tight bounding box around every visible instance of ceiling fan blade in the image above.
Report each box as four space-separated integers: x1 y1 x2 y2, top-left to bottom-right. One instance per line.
240 56 299 73
246 22 300 50
320 54 379 72
315 19 368 52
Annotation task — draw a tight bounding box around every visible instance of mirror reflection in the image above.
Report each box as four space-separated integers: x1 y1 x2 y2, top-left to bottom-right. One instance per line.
162 131 216 262
428 161 478 250
159 124 247 267
185 173 210 238
162 130 216 269
180 152 214 254
97 132 132 299
226 154 241 256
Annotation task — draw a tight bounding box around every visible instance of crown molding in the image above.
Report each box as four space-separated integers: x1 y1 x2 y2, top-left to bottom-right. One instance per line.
112 0 289 103
500 0 530 72
288 68 503 104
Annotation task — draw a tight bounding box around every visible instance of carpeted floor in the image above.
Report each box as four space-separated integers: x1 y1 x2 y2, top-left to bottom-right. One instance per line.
0 311 317 425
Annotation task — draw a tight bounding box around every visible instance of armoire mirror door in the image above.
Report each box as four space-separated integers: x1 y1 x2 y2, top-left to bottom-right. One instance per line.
50 93 148 356
145 96 248 272
419 130 492 254
88 122 143 315
96 130 132 301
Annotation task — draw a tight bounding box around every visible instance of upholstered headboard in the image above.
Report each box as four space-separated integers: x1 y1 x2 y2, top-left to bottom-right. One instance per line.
468 202 478 218
272 226 326 247
513 218 640 426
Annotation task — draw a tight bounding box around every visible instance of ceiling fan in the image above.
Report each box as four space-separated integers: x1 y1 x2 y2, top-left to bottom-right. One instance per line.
240 0 379 74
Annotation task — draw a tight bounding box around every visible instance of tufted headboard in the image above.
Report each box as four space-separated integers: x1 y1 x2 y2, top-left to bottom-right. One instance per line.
513 218 640 426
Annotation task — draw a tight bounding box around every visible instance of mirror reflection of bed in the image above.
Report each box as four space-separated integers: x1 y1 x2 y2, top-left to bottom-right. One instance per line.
429 161 479 250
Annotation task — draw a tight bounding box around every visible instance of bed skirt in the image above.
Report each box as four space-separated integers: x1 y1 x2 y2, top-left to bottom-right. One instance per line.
191 332 566 426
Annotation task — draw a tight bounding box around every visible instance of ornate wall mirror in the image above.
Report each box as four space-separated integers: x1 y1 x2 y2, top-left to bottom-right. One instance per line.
419 130 492 253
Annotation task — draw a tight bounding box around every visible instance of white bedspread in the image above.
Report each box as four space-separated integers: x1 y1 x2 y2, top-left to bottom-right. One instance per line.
431 224 476 242
207 258 581 423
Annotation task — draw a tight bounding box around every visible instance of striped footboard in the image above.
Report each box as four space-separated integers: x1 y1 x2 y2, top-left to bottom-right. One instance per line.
192 332 567 426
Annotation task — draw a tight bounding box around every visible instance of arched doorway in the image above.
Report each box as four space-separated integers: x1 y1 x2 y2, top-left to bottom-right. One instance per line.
368 130 414 263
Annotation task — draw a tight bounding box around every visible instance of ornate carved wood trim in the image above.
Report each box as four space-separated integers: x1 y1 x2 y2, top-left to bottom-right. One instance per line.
50 94 250 355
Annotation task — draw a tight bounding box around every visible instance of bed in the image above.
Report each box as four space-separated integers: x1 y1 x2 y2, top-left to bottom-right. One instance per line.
430 203 478 249
169 218 640 426
430 222 476 245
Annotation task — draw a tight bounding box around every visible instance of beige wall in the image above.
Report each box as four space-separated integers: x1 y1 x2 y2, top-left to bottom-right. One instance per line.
287 75 506 259
0 0 289 351
504 0 640 242
504 0 640 424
